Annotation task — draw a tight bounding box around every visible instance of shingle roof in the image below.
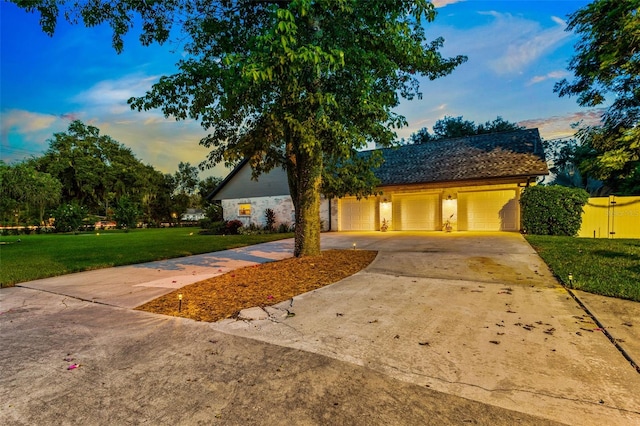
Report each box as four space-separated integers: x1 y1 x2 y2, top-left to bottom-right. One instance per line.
368 128 548 186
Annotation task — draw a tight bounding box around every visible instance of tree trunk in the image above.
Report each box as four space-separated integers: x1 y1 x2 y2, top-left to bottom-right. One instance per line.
287 140 322 257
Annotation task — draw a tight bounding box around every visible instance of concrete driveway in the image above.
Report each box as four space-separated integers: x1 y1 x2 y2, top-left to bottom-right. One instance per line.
1 232 639 425
213 232 640 425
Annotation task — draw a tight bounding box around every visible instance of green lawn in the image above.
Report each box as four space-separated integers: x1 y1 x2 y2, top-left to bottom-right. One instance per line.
0 228 293 287
526 235 640 302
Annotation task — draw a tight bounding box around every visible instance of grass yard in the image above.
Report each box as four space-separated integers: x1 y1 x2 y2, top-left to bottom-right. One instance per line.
526 235 640 302
0 228 293 287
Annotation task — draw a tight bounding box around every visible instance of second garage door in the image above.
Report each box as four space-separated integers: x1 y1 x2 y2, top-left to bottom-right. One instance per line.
392 193 440 230
458 190 519 231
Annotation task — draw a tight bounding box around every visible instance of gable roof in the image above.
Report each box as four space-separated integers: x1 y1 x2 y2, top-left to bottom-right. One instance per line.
209 128 548 200
369 128 548 186
207 158 250 199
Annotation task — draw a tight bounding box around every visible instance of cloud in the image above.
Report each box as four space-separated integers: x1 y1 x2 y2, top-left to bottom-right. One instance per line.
432 0 465 7
0 109 71 162
72 74 159 108
528 70 570 85
2 73 231 178
428 11 574 80
519 109 604 140
1 110 57 133
486 14 571 74
62 73 230 176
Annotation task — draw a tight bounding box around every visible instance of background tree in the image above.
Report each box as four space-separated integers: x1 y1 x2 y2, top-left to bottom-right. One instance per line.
408 127 433 145
198 176 223 207
0 162 62 226
35 120 153 214
113 196 140 230
542 136 610 195
147 173 179 226
476 116 524 134
29 169 63 226
173 161 201 210
554 0 639 194
409 115 523 143
0 162 18 225
15 1 466 256
137 165 165 224
432 116 477 139
174 162 200 196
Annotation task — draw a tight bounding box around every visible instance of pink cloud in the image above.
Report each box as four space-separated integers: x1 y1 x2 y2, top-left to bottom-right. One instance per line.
519 109 604 140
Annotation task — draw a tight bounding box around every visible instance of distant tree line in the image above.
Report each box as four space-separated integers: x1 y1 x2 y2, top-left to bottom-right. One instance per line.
407 115 524 144
0 120 223 230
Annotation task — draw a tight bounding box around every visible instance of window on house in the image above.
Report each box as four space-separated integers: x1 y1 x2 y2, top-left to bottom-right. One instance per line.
238 204 251 216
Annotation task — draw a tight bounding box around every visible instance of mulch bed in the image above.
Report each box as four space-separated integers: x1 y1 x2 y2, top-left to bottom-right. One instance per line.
136 249 377 322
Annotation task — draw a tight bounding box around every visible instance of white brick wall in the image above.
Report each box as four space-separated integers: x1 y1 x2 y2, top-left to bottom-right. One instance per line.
222 195 335 231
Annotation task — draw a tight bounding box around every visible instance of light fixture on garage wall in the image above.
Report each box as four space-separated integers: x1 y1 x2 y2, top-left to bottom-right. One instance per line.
447 194 452 200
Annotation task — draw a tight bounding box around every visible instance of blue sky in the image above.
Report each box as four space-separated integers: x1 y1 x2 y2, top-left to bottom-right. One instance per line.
1 0 599 178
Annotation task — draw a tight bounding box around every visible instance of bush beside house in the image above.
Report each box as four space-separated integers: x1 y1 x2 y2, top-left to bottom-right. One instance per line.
520 186 589 236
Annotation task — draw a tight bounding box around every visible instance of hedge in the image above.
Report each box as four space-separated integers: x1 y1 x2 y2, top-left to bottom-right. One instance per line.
520 186 589 236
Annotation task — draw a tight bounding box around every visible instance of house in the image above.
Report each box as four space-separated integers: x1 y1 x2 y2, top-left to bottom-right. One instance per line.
208 129 549 232
181 208 206 222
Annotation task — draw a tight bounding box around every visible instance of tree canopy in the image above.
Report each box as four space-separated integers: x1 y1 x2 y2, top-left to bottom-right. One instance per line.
1 120 223 228
554 0 639 193
15 0 467 256
409 115 523 144
0 162 62 226
33 120 152 214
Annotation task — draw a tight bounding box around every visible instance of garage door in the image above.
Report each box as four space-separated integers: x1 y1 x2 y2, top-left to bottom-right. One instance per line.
458 190 518 231
392 194 440 230
339 197 376 230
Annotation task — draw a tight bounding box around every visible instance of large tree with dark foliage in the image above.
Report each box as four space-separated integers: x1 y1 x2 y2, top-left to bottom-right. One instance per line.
14 0 466 255
554 0 639 194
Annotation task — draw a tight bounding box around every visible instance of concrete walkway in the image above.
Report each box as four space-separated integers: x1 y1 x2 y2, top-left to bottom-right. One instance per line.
1 232 639 425
17 239 296 308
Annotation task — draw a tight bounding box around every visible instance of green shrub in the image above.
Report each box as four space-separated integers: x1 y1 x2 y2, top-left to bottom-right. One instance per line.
239 223 265 235
277 223 293 233
113 196 140 231
198 221 228 235
264 208 276 231
53 202 86 233
520 185 589 236
225 220 243 235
